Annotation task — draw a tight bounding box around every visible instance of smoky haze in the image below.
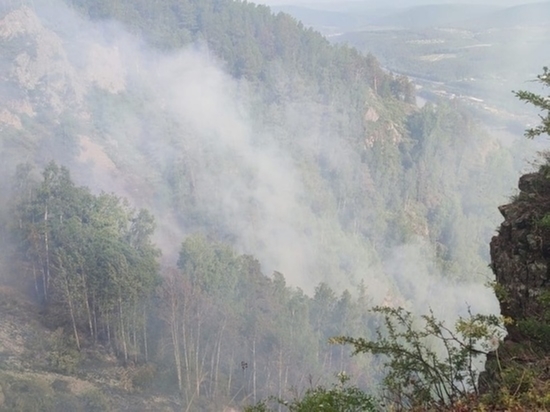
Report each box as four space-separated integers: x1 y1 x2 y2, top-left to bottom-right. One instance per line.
258 0 544 6
1 0 504 327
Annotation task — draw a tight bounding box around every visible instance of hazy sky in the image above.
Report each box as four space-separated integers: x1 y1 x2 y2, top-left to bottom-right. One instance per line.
258 0 543 7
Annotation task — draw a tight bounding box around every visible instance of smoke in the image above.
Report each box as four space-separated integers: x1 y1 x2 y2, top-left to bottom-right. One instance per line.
148 49 324 286
382 239 500 322
0 0 333 290
1 0 503 324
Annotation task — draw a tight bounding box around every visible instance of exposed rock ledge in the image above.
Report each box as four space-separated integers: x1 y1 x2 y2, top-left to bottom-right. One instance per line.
481 170 550 402
490 172 550 341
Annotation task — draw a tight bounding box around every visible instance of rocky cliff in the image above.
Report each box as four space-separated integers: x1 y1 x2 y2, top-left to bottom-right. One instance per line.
483 164 550 408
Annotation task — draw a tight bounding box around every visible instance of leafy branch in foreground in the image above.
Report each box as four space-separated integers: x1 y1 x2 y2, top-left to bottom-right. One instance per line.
330 306 504 410
514 66 550 139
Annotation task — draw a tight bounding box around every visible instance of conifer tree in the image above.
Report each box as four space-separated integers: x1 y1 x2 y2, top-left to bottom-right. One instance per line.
515 67 550 138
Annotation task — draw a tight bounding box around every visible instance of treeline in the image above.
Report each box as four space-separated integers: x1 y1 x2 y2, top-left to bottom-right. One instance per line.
11 162 160 360
65 0 415 104
61 0 516 282
7 163 381 409
0 0 516 288
0 0 530 409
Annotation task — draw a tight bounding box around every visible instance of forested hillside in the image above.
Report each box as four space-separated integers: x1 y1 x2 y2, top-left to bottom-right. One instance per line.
0 0 523 410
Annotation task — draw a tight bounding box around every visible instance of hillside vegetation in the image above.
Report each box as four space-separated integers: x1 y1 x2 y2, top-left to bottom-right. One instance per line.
335 2 550 119
0 0 526 410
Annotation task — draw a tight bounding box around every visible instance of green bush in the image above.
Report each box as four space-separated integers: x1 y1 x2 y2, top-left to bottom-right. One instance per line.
537 213 550 229
80 389 110 412
46 329 81 374
245 374 377 412
130 363 158 390
0 376 54 412
331 306 504 410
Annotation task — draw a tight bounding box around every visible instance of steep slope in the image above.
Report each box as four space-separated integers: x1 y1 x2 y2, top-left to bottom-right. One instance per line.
0 1 407 288
0 1 526 409
0 286 181 412
482 164 550 408
0 0 515 294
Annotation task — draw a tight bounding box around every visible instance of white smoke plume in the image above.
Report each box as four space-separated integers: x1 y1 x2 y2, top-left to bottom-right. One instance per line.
0 0 504 323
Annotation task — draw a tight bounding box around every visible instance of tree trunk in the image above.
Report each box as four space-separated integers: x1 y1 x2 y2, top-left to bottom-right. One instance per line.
132 303 138 364
81 271 94 341
143 306 148 363
227 351 233 397
265 363 272 397
67 291 81 350
172 311 183 392
92 292 98 344
213 320 225 397
278 347 283 409
106 311 112 349
31 263 39 299
118 295 128 362
208 341 215 396
181 316 191 396
252 336 257 403
195 313 201 398
43 205 50 302
59 260 80 351
167 285 182 392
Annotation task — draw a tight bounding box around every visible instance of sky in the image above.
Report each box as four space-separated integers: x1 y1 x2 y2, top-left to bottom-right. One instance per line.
258 0 544 7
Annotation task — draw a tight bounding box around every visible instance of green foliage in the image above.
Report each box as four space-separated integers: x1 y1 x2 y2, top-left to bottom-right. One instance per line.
46 328 81 375
157 235 379 407
2 0 508 297
80 389 111 412
0 0 529 409
177 234 239 296
130 363 158 390
487 280 510 305
516 290 550 351
11 162 160 360
331 306 504 410
0 377 54 412
537 213 550 228
514 67 550 139
500 365 535 396
480 341 550 411
244 374 377 412
0 372 113 412
67 0 404 103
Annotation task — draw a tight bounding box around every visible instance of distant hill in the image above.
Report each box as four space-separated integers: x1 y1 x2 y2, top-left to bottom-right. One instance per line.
269 3 503 32
370 4 501 29
461 1 550 28
269 1 550 32
270 5 371 31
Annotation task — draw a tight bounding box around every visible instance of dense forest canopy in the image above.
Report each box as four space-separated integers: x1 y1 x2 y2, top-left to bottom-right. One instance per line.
0 0 534 410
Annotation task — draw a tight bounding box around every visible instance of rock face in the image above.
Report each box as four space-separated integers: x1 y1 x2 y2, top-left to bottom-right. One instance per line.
482 169 550 404
0 5 127 129
490 172 550 342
